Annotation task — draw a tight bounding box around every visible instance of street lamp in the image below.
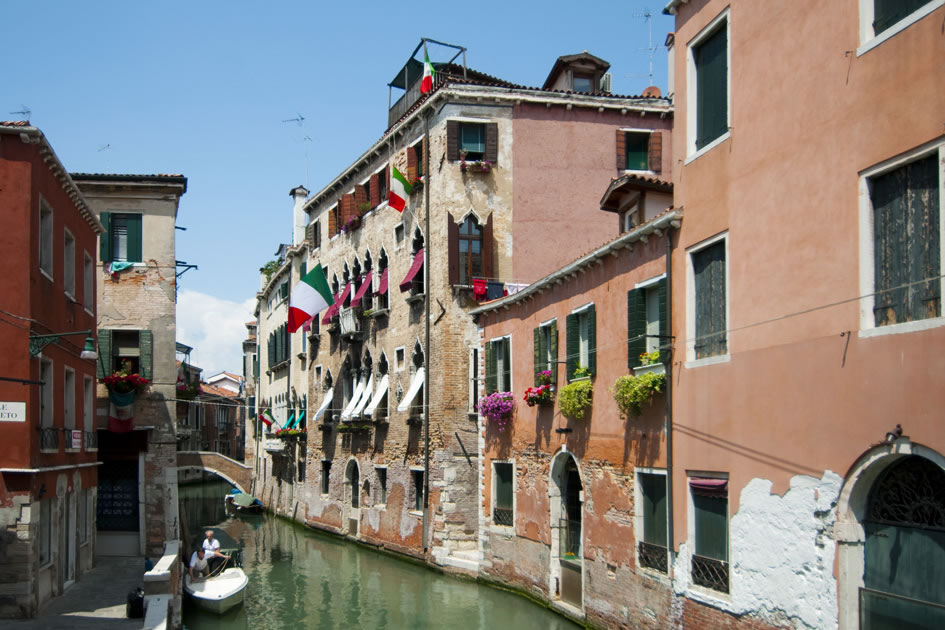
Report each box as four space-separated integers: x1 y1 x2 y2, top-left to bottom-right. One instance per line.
28 330 98 361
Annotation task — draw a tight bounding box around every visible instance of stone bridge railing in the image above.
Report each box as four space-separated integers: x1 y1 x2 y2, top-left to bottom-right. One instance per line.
176 451 253 494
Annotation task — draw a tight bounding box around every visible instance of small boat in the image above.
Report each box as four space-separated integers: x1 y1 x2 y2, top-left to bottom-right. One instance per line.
224 490 264 515
184 527 248 614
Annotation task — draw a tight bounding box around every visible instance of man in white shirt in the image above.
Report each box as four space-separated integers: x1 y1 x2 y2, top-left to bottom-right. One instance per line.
202 529 230 573
189 549 208 580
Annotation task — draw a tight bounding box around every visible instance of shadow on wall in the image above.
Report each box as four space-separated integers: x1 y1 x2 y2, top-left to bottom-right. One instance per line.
484 413 515 460
622 403 664 468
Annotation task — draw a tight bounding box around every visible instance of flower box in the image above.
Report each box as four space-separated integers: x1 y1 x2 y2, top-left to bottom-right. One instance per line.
633 363 665 376
477 391 515 431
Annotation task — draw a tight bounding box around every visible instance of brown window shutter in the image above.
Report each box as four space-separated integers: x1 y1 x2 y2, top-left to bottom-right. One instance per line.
329 207 337 235
306 222 314 246
484 123 498 163
343 193 355 222
314 219 321 248
448 214 459 285
385 165 391 192
648 131 662 173
354 185 367 208
407 146 418 182
482 212 494 281
369 174 380 207
616 128 626 171
446 120 459 161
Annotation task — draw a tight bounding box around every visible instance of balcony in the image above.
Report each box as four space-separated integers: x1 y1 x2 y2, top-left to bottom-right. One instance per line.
691 553 729 593
85 430 98 451
339 308 364 340
39 427 59 452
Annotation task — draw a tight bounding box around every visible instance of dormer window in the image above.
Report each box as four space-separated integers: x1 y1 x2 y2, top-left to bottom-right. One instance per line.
572 73 594 93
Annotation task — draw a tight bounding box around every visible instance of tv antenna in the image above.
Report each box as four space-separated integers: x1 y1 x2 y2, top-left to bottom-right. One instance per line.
9 105 31 121
631 9 657 86
282 113 305 127
98 144 111 152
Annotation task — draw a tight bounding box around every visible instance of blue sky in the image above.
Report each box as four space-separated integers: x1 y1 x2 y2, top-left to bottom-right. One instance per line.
6 0 673 374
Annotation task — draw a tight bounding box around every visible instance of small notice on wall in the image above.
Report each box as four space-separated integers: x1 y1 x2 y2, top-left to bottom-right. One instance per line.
0 402 26 422
72 430 83 449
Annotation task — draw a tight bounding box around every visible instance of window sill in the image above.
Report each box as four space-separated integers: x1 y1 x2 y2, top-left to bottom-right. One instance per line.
568 376 592 383
64 448 81 454
65 292 76 303
39 268 55 283
684 131 731 166
368 308 389 318
405 293 425 304
39 448 59 454
489 523 515 535
408 510 423 518
857 1 944 57
859 316 945 339
84 307 95 318
633 363 665 376
686 582 733 608
684 354 731 369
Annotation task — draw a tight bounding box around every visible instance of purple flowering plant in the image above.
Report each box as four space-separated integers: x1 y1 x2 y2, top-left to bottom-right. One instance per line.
477 391 515 430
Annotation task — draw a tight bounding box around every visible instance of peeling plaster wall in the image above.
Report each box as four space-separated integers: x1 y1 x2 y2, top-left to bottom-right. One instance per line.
673 471 843 630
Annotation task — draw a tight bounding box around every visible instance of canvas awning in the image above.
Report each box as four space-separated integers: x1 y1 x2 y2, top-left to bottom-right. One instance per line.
351 373 374 417
374 268 389 296
397 367 425 412
350 271 374 308
313 387 334 422
399 249 425 292
364 374 389 419
321 289 344 324
341 376 367 420
689 478 728 497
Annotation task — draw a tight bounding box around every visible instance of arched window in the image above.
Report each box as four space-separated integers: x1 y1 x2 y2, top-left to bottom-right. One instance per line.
377 353 389 376
459 215 483 285
411 341 425 373
377 249 389 310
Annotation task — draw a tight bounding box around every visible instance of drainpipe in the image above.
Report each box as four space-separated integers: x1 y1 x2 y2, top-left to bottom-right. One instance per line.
664 228 675 578
421 110 432 552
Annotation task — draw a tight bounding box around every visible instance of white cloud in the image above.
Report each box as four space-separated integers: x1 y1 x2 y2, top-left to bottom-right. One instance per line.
176 289 255 377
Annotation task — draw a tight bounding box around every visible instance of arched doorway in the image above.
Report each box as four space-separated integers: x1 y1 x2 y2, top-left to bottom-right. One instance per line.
344 459 360 536
549 450 583 610
860 455 945 628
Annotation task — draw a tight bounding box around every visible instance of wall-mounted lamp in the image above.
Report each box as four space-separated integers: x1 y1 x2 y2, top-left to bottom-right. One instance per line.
884 424 903 444
29 329 98 361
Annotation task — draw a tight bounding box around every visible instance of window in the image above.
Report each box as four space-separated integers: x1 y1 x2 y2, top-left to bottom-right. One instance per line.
637 472 668 573
40 200 53 277
39 499 52 566
572 73 593 93
64 229 75 297
566 305 596 380
449 214 493 286
628 278 667 368
468 348 479 413
394 223 405 244
321 461 331 495
867 153 941 328
460 123 485 160
99 213 143 263
412 470 424 512
447 121 498 164
79 490 89 544
376 467 387 505
533 320 558 383
688 12 729 154
690 239 727 360
625 132 650 170
98 329 153 378
409 139 425 180
83 253 94 311
84 376 93 432
691 477 729 593
874 0 936 33
493 462 514 526
394 347 405 371
308 219 321 249
64 367 75 432
40 359 53 428
861 0 942 50
458 216 482 285
485 336 511 393
378 166 388 203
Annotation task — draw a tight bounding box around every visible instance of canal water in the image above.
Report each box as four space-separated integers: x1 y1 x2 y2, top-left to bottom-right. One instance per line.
179 480 579 630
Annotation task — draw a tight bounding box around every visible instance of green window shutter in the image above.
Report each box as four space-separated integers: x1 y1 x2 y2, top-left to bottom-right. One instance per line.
627 289 646 368
641 474 667 547
693 242 727 358
485 341 497 394
301 262 307 278
587 305 597 376
533 327 541 386
549 320 558 383
126 214 143 263
694 493 728 561
99 213 112 262
494 463 513 510
502 338 511 391
658 278 668 360
565 313 578 381
139 330 153 380
96 329 112 378
873 0 929 35
695 24 728 150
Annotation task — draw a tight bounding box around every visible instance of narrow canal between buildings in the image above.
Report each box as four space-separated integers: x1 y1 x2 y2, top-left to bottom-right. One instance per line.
179 480 580 630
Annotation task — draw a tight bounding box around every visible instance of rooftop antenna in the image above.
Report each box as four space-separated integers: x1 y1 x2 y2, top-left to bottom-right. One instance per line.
9 105 31 121
631 9 657 86
282 113 305 127
98 144 111 152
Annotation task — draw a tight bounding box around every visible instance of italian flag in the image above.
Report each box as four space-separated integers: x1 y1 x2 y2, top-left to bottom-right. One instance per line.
288 263 334 333
421 49 435 94
260 409 276 428
389 165 412 212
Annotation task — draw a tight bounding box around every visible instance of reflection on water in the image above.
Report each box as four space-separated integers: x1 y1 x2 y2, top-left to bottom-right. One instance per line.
179 480 578 630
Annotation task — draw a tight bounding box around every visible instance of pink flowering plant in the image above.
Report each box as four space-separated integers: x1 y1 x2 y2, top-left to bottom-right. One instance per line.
536 369 553 386
524 384 554 407
477 391 515 430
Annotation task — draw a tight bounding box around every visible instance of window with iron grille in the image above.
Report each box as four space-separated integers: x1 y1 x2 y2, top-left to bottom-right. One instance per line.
691 477 729 593
493 462 514 526
638 472 668 573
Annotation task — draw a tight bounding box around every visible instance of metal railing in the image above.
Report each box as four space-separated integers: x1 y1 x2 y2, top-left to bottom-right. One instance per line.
692 554 729 593
638 541 668 573
39 427 59 451
388 72 460 128
493 507 513 526
84 430 98 451
339 308 363 337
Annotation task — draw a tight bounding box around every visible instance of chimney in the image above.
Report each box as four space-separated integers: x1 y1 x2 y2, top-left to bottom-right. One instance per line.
290 185 310 246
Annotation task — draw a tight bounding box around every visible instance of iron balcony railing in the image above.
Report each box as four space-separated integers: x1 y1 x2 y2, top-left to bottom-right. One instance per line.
638 541 668 573
339 308 363 337
39 427 59 451
493 507 513 527
388 72 461 129
84 430 98 451
692 553 729 593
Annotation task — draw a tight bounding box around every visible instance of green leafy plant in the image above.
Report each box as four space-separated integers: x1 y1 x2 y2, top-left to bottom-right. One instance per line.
639 351 660 366
611 372 666 419
573 365 591 379
362 309 374 317
358 201 372 215
260 259 281 284
558 380 593 420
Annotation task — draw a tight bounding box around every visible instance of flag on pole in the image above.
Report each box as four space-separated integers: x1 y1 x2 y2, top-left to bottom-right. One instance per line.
259 411 273 428
389 165 412 212
288 263 334 333
421 47 435 94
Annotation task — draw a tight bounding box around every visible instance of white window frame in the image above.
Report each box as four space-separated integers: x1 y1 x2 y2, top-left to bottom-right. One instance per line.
63 366 76 435
620 127 655 174
491 460 516 531
686 471 731 602
571 303 594 371
394 346 406 372
634 467 670 581
63 228 76 299
685 232 730 366
537 318 557 375
685 8 731 163
39 198 54 280
409 467 425 515
83 252 94 314
374 465 388 506
858 139 945 338
857 0 944 56
489 335 512 393
83 375 94 434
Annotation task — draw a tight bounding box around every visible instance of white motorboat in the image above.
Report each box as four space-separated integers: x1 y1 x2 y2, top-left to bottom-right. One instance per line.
184 567 248 614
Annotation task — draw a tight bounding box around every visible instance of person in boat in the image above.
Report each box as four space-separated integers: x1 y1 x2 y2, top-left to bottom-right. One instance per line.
189 548 209 580
202 529 231 573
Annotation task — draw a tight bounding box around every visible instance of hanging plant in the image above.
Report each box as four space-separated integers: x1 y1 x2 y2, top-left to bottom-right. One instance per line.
102 359 149 405
611 372 666 419
558 380 593 420
477 391 515 431
176 379 200 401
524 384 554 407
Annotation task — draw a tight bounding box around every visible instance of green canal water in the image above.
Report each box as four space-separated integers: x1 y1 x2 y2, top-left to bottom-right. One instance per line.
179 480 579 630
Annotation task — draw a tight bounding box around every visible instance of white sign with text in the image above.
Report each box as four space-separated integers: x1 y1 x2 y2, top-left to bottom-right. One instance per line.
0 402 26 422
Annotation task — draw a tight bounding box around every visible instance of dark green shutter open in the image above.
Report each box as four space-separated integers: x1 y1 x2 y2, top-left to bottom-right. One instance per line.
658 279 668 358
694 24 728 150
694 493 728 561
126 214 143 263
694 242 727 358
627 289 646 368
641 473 667 546
96 329 112 378
502 338 511 391
549 320 558 383
494 463 513 510
587 305 597 376
485 341 497 394
139 330 153 380
99 213 112 262
533 327 541 386
565 313 578 381
301 262 307 278
873 0 930 35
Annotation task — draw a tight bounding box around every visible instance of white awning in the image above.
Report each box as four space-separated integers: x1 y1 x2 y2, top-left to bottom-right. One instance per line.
313 387 334 422
364 374 389 419
341 377 367 420
351 373 374 418
397 367 425 412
